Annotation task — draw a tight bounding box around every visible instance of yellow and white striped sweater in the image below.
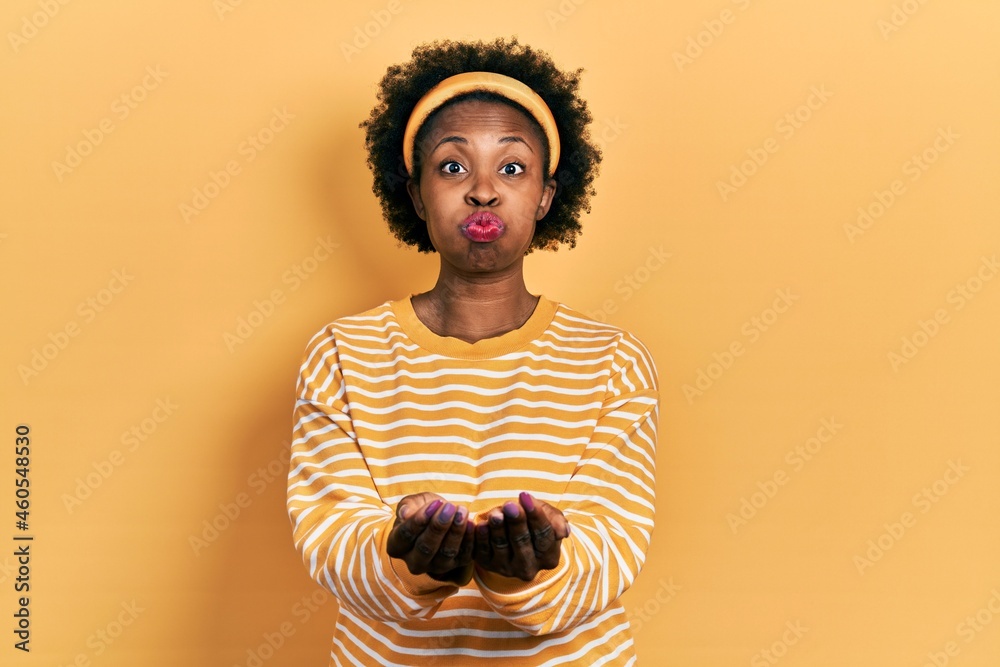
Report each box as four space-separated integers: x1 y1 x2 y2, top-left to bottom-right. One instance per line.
287 296 659 665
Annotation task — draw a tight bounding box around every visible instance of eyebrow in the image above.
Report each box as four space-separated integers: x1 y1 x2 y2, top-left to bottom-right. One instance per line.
432 135 534 153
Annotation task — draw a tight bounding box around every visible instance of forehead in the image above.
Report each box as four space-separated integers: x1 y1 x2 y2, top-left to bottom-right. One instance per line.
420 99 544 143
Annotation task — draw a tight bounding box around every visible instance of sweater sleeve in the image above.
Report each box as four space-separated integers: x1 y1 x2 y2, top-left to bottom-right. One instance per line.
473 332 659 635
286 329 459 622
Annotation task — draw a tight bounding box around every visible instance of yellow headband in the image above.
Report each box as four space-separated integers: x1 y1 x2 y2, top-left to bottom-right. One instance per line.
402 71 560 177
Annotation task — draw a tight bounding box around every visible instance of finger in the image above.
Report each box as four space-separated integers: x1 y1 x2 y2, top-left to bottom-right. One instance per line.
396 493 443 522
539 499 571 540
411 502 455 567
474 520 491 564
396 497 417 522
432 505 468 565
503 501 537 580
519 492 556 554
487 510 510 562
387 498 441 558
456 520 475 564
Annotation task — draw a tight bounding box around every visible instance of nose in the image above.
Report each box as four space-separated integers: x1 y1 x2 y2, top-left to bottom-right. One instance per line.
465 170 499 207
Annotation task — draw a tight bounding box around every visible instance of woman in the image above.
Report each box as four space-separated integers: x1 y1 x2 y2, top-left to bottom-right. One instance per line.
287 38 659 665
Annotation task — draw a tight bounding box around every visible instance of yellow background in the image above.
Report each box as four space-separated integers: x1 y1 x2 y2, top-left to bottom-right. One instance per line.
2 1 999 665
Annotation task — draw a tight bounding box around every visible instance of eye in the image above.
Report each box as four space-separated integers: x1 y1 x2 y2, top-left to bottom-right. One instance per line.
501 162 524 176
441 161 466 174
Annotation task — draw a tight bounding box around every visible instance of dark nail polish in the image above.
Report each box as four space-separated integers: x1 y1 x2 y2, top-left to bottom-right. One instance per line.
425 500 442 517
519 492 535 512
438 503 456 523
454 507 466 525
489 513 504 526
503 502 519 519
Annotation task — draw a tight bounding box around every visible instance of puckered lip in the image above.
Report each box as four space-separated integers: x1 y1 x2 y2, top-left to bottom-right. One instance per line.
461 211 505 242
461 211 505 229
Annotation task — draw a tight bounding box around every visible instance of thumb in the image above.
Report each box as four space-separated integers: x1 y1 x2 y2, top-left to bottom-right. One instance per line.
542 502 570 539
397 498 418 521
397 492 442 521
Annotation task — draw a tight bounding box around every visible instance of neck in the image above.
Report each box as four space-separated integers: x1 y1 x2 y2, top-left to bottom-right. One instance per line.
412 259 539 343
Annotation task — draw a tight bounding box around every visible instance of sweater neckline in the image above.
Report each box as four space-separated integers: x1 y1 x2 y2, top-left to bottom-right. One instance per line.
391 295 557 360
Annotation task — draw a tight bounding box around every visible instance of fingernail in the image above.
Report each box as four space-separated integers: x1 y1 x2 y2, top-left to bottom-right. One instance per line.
519 492 535 512
502 502 519 519
438 503 456 523
398 504 412 520
425 500 442 517
489 513 504 526
454 507 466 525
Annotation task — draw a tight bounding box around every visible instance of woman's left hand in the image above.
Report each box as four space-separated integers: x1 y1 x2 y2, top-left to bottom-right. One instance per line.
473 492 570 582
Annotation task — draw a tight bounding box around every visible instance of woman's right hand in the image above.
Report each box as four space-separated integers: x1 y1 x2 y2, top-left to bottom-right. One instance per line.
387 492 475 586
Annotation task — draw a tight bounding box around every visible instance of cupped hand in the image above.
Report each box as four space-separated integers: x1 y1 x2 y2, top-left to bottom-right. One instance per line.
473 492 570 582
387 492 475 586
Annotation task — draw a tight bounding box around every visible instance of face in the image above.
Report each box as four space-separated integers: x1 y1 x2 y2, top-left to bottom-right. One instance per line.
406 99 557 275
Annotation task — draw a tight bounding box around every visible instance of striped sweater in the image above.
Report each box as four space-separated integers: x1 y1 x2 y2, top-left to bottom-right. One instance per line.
287 296 659 666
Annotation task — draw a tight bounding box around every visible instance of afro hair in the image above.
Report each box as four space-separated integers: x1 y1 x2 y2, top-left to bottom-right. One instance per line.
360 37 602 253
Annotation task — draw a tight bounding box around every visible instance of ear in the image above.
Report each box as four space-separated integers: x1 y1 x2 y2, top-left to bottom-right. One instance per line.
406 178 426 221
535 177 558 220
